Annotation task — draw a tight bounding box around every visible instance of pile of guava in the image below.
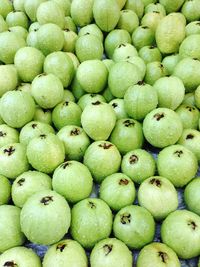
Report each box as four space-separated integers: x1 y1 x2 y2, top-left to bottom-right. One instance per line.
0 0 200 266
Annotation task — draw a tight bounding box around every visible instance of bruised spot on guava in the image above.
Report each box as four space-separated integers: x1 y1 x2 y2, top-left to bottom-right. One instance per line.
153 113 164 121
31 123 37 129
137 80 145 86
186 134 194 140
88 201 96 209
17 178 25 186
186 106 195 112
123 119 135 127
92 101 101 105
119 179 129 185
4 146 15 156
103 244 113 256
3 261 17 267
56 243 67 252
121 213 131 224
61 162 72 169
158 251 168 263
129 154 138 164
188 220 197 230
63 101 69 106
99 143 113 149
112 102 118 108
0 131 6 137
40 134 46 139
150 178 161 187
40 196 53 205
174 150 183 157
70 128 81 136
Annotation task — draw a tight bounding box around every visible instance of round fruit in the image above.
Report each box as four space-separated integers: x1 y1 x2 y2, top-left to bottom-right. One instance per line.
0 175 11 205
176 104 199 129
0 124 19 148
0 65 18 97
184 177 200 216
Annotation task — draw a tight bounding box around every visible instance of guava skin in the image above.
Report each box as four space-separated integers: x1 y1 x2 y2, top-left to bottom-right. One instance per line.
52 101 82 130
137 242 181 267
124 55 146 79
157 144 198 187
195 84 200 108
109 98 128 119
31 73 64 109
154 76 185 110
178 129 200 161
143 108 183 148
124 0 144 19
145 61 167 85
161 210 200 259
52 161 93 203
145 3 166 15
63 29 78 53
90 238 133 267
57 125 90 161
162 54 180 75
175 104 199 129
0 0 13 19
12 171 52 208
0 15 8 33
117 9 139 34
20 190 71 245
6 11 29 29
0 65 18 97
181 0 200 22
138 176 178 221
78 94 106 111
0 143 29 179
34 107 52 125
19 121 54 146
43 239 88 267
139 45 162 64
0 124 19 148
71 0 94 27
78 24 103 42
183 92 195 106
159 0 185 13
0 91 35 128
124 81 158 120
108 61 141 98
0 175 11 205
62 89 75 103
27 133 65 174
110 118 144 155
121 149 156 184
93 0 120 32
81 101 116 141
70 198 113 249
43 52 75 88
24 0 46 22
112 43 138 62
113 205 155 249
184 177 200 216
0 205 25 253
186 21 200 36
179 34 200 60
132 26 155 50
0 246 42 267
141 11 164 32
100 173 136 211
84 141 121 183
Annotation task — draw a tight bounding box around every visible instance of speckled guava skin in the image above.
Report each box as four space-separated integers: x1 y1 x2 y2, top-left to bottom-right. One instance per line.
78 94 106 110
176 104 199 129
0 175 11 205
0 124 19 148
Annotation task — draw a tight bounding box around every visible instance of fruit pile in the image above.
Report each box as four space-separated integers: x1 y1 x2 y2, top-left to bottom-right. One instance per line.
0 0 200 266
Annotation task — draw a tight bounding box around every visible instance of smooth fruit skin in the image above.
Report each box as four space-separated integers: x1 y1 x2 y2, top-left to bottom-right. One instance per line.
186 21 200 36
0 124 19 148
117 9 139 33
52 161 93 203
31 73 64 109
0 143 29 179
14 47 45 82
81 101 116 141
43 239 88 267
70 198 113 249
124 0 144 19
145 61 167 85
78 24 103 42
156 13 186 54
83 141 121 183
0 205 25 253
33 107 52 125
0 91 35 128
24 0 46 22
0 65 18 97
20 190 71 245
138 176 178 221
90 238 133 267
100 173 136 211
161 210 200 259
157 144 198 187
12 170 52 208
0 246 42 267
159 0 185 13
0 31 26 64
27 133 65 174
132 26 155 50
124 81 158 120
179 34 200 60
195 85 200 109
162 54 180 75
109 98 128 120
78 94 106 111
143 108 183 148
176 104 199 129
113 205 155 249
121 149 156 184
184 177 200 216
0 175 11 205
6 11 29 29
136 242 180 267
112 43 138 62
71 0 94 27
93 0 120 32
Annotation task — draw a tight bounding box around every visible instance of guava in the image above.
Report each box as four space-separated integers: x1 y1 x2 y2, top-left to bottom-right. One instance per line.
183 93 195 106
20 190 71 245
117 9 139 33
159 0 185 13
71 0 94 27
184 177 200 216
78 24 103 42
109 99 128 119
6 11 29 29
70 198 113 249
179 34 200 60
0 15 8 32
34 107 52 125
0 124 19 148
176 104 199 129
64 16 77 33
181 0 200 22
141 11 164 32
139 45 162 63
157 144 198 187
24 0 46 22
124 56 146 79
0 175 11 205
124 0 144 18
53 0 71 16
145 61 167 85
145 3 166 15
9 26 28 40
0 0 13 18
186 21 200 36
132 26 155 50
162 54 180 75
112 43 138 62
0 64 18 97
78 94 106 110
195 84 200 108
63 29 78 53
